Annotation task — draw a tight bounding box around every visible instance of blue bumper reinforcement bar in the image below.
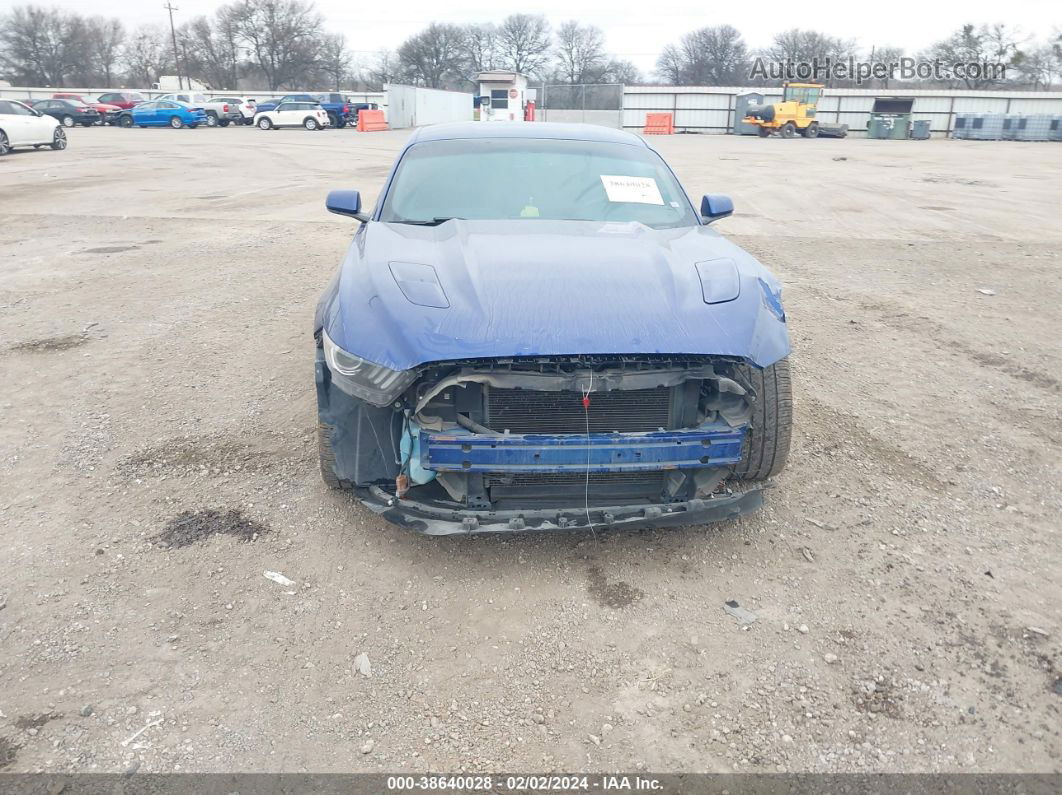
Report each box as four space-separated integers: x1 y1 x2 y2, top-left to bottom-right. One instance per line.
421 425 745 474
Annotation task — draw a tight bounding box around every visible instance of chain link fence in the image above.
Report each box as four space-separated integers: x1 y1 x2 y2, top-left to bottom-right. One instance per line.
535 83 624 128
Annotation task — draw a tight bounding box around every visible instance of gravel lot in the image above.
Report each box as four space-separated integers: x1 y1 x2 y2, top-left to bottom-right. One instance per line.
0 125 1059 775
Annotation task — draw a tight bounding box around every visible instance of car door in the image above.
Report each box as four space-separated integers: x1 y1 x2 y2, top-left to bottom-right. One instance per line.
0 100 32 145
132 101 156 125
22 101 56 143
275 102 296 126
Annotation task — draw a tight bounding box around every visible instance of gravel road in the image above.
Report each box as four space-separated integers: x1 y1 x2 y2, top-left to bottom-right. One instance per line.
0 126 1058 774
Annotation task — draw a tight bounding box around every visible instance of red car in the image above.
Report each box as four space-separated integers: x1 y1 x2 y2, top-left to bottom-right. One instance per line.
53 93 121 124
95 92 147 111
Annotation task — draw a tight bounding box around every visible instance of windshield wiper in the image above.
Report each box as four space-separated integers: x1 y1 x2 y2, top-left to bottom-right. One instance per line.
400 217 463 226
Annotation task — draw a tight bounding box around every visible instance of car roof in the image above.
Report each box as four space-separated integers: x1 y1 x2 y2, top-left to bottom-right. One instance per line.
409 121 648 147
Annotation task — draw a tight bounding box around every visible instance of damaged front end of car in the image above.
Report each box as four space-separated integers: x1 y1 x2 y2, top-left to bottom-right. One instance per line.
316 336 762 534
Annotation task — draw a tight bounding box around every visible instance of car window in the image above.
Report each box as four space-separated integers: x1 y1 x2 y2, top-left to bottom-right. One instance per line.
0 101 18 115
380 138 698 229
99 94 115 102
137 102 157 110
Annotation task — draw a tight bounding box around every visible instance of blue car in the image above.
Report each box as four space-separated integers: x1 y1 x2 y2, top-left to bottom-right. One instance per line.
314 122 792 535
116 100 207 129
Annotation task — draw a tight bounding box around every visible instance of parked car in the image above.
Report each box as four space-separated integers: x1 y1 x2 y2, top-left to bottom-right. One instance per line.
30 98 100 127
0 99 67 155
96 91 146 110
210 95 257 125
349 102 380 124
154 93 241 127
313 122 792 535
52 93 121 124
115 100 207 129
255 93 351 128
254 101 329 130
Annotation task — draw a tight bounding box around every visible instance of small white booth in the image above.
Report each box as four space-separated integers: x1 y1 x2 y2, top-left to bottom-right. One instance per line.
477 71 533 122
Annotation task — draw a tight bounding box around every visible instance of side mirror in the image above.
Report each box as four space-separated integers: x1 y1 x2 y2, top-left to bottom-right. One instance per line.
700 194 734 224
326 189 369 222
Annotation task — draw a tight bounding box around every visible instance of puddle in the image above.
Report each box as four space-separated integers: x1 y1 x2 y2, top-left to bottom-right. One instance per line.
154 508 269 549
587 565 644 609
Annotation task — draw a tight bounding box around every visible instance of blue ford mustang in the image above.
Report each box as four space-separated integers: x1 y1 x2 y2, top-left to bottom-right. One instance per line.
116 100 207 129
315 122 791 534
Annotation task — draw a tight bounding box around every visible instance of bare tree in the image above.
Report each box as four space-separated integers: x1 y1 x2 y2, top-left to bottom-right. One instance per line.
180 14 241 90
0 5 90 86
121 25 174 87
496 14 552 76
604 58 641 85
656 25 749 85
924 23 1024 88
1016 44 1058 89
553 21 608 84
867 45 904 88
229 0 322 90
764 28 856 65
360 50 403 90
85 17 125 87
397 22 467 89
462 23 500 84
318 33 352 90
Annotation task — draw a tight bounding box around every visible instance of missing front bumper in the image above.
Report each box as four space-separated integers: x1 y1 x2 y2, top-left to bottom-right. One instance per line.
355 485 763 536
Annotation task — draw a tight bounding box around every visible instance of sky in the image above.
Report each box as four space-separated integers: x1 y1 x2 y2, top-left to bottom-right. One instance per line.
2 0 1058 75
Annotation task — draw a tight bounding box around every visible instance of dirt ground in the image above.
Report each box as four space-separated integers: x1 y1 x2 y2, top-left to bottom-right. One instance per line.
0 125 1059 775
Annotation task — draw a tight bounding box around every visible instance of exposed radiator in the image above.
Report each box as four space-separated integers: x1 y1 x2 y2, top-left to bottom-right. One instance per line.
484 386 672 434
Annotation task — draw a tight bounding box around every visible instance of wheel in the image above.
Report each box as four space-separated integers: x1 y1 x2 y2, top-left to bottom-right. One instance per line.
317 417 344 489
258 117 272 130
327 113 339 128
169 116 183 129
219 119 230 127
336 118 346 129
61 115 75 128
757 126 771 137
0 131 10 156
780 122 797 139
730 357 793 481
304 117 319 130
205 112 218 127
50 128 67 150
81 121 93 127
802 122 819 138
119 115 133 127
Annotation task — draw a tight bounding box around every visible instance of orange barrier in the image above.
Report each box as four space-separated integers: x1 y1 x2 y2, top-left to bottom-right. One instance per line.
643 112 674 135
357 109 389 132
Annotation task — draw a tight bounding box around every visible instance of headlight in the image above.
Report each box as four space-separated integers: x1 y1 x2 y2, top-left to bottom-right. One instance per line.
321 330 416 406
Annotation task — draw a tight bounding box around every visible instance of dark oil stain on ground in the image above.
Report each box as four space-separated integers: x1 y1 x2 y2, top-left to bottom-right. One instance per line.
10 334 87 352
14 712 61 730
154 508 269 549
0 736 17 770
587 565 644 609
82 245 137 254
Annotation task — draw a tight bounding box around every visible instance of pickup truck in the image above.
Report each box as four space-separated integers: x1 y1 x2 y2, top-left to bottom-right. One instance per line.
254 93 352 128
155 93 242 127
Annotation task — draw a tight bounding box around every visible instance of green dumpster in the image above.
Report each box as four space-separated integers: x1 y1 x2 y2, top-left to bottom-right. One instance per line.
868 112 911 139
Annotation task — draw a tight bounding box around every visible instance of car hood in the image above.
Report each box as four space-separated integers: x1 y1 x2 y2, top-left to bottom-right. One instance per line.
318 219 789 371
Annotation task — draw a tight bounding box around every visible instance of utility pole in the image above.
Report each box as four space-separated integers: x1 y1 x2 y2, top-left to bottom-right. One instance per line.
164 2 183 90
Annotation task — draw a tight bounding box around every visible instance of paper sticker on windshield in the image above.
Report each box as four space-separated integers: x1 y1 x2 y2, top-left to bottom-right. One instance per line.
600 175 664 205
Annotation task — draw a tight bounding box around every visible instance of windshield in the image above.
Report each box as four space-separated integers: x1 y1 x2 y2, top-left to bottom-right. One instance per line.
379 138 698 229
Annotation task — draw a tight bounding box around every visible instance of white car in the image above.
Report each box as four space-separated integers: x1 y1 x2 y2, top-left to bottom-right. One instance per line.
211 95 257 125
254 101 329 131
156 92 242 127
0 99 66 155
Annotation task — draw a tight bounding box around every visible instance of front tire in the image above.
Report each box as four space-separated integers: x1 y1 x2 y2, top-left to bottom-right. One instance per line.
50 128 67 150
257 117 273 130
119 115 133 128
317 418 344 490
0 131 10 156
169 116 183 129
219 119 230 127
61 115 75 128
780 122 797 139
730 358 793 481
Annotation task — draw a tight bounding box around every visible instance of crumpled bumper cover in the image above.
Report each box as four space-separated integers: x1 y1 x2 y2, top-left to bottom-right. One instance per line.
355 485 763 536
